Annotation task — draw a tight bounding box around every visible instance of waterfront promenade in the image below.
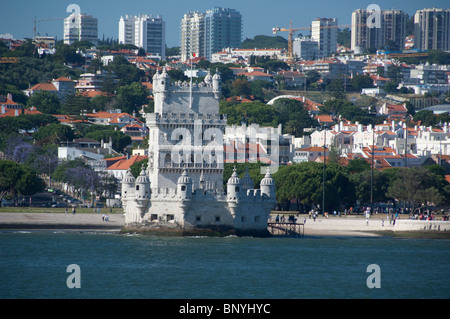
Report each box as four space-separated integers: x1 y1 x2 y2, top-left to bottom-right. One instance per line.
0 210 449 237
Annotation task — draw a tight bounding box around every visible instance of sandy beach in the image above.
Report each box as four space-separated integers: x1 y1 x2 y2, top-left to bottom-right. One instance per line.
0 212 125 232
0 211 449 237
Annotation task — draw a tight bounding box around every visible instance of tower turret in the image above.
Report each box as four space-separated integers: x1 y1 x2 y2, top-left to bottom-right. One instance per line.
227 167 242 201
121 168 136 200
260 167 276 201
135 165 151 208
212 69 221 99
204 70 212 86
177 169 193 200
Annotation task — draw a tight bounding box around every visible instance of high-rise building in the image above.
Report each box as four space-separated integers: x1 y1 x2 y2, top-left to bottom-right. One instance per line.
414 8 450 51
351 9 407 53
204 7 242 60
118 14 166 59
180 11 205 62
311 18 338 59
64 13 98 45
180 7 242 61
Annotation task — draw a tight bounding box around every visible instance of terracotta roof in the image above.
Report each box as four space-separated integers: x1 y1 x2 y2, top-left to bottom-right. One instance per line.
241 71 273 77
298 146 328 152
54 77 73 82
106 155 148 171
78 91 113 98
29 83 57 91
24 106 42 115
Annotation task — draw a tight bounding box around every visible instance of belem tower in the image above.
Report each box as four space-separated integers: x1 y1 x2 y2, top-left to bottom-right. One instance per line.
121 67 276 236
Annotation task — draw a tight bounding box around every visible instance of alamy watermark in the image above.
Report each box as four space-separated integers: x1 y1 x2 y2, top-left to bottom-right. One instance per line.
167 121 280 175
367 4 381 29
366 264 381 288
66 264 81 288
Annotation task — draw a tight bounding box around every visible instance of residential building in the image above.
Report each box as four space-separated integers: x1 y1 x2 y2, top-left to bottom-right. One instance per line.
0 94 23 118
293 146 328 163
351 9 407 53
293 37 318 60
414 8 450 51
180 11 205 61
75 71 113 93
118 14 165 58
24 77 75 100
311 18 338 59
277 70 306 88
204 7 242 60
118 14 166 59
64 12 98 45
300 58 346 79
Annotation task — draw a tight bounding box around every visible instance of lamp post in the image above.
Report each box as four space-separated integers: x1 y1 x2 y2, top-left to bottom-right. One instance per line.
317 124 328 216
369 110 377 215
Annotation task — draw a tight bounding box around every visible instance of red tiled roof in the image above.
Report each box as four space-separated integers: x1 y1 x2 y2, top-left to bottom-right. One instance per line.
29 83 57 91
106 155 148 171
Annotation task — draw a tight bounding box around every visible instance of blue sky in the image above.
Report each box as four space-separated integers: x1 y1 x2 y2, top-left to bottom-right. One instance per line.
1 0 449 47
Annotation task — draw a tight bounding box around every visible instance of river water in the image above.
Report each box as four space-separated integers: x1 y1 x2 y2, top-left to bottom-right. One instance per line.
0 231 449 299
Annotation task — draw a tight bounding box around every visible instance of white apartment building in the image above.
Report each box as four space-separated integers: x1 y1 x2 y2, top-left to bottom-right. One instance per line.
118 14 165 59
64 13 98 45
351 9 406 53
414 8 450 51
180 11 205 62
293 37 318 60
311 18 338 59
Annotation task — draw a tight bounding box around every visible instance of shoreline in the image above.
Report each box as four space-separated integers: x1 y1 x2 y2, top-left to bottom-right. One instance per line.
0 212 449 238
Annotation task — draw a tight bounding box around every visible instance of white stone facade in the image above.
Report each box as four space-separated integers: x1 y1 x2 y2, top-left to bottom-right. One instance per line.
121 68 276 236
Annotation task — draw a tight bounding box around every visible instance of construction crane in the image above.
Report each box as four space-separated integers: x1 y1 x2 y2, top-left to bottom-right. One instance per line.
272 21 361 60
272 20 306 61
33 16 64 38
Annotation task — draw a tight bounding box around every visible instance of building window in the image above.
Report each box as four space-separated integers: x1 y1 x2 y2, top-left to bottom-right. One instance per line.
136 185 140 191
215 216 221 223
167 214 174 222
196 215 201 222
181 185 186 191
150 214 158 221
235 186 239 192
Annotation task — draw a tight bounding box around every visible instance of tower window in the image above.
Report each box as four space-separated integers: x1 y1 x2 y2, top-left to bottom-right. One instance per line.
136 185 140 191
181 185 186 191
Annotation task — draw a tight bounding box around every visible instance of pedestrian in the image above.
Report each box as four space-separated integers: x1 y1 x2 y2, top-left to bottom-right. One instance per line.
72 206 76 215
65 205 68 214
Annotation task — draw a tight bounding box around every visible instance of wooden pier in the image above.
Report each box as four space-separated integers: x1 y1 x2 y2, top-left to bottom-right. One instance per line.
267 222 304 237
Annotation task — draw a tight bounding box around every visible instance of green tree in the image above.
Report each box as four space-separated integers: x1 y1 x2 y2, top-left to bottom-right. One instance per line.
386 167 446 211
61 94 92 115
350 74 374 91
33 123 75 144
273 98 318 136
0 160 44 205
231 78 252 97
413 110 437 127
273 162 355 212
26 90 60 114
116 82 148 114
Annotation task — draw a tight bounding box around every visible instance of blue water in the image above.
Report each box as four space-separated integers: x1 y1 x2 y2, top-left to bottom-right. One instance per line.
0 231 449 299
